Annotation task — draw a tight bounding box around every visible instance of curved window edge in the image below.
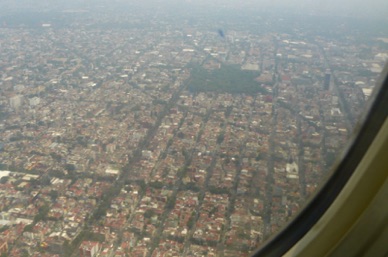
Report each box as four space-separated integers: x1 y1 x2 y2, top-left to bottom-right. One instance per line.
250 62 388 257
285 117 388 257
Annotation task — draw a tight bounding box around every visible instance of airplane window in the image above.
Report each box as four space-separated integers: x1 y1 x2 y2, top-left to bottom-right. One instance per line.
0 1 387 257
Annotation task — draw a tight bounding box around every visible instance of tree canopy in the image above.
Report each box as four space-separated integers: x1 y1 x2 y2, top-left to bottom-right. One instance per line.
188 64 268 94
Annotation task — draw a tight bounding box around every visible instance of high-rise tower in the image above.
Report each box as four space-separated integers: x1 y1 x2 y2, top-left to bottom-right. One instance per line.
324 71 331 90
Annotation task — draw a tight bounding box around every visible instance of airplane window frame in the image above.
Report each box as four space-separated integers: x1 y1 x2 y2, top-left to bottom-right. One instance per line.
250 63 388 257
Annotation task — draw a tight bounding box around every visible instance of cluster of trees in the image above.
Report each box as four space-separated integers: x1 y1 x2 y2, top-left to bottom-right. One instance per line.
181 182 200 192
188 65 267 94
92 184 122 220
186 211 196 229
208 185 230 195
60 230 104 257
24 204 50 232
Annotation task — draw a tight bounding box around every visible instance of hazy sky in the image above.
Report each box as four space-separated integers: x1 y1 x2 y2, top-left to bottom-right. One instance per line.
178 0 388 17
1 0 388 19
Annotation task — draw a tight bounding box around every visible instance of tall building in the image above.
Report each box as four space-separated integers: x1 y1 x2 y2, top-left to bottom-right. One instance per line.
324 71 331 90
29 96 41 106
79 241 101 257
9 95 23 110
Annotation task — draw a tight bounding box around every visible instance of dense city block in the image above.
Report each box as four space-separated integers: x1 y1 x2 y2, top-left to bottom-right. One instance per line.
0 3 387 257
